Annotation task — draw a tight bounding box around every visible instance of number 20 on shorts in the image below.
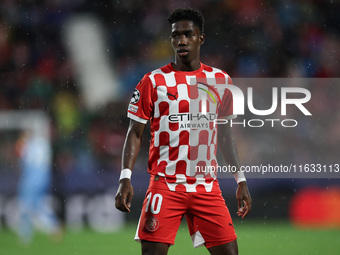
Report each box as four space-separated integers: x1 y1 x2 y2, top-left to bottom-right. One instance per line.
145 193 163 214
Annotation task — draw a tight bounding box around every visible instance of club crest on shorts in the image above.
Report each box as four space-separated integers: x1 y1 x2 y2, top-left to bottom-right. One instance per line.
145 216 159 232
130 88 140 104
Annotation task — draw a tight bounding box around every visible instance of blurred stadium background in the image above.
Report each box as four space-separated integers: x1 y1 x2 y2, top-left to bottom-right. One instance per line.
0 0 339 254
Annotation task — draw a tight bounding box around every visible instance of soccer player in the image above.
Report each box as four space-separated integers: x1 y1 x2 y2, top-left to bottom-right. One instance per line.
16 130 62 243
115 8 252 255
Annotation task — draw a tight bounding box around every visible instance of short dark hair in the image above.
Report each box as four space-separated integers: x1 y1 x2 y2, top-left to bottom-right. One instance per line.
168 8 205 34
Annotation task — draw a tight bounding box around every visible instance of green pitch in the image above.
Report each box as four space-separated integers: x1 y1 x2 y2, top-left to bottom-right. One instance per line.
0 220 339 255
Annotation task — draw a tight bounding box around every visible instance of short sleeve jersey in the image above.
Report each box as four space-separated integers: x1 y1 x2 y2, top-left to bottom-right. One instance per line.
127 63 235 192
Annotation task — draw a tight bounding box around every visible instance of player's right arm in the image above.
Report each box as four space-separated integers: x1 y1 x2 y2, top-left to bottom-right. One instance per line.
115 119 146 212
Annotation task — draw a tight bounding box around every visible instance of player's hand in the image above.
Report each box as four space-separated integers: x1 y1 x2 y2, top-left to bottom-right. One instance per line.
236 181 252 219
115 178 134 213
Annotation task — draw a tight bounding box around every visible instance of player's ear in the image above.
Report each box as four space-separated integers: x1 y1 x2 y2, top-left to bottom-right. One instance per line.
199 33 205 45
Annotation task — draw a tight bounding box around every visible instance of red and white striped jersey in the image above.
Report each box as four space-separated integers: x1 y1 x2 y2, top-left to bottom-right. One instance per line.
127 63 235 192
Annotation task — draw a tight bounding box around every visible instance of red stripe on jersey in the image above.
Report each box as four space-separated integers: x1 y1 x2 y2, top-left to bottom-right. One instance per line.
174 72 187 85
211 129 216 144
169 122 179 131
163 174 177 185
169 146 179 161
199 130 209 144
215 72 226 84
186 176 197 185
209 121 215 130
203 65 213 72
159 101 169 116
196 72 207 82
179 100 189 113
188 145 198 160
159 132 169 146
154 73 166 86
153 117 160 131
175 160 187 175
179 130 189 145
189 84 199 100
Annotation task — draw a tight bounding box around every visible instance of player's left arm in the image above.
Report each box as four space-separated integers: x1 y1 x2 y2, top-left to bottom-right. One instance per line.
217 123 252 218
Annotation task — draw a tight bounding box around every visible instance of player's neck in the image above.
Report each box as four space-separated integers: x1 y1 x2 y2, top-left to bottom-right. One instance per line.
172 59 201 72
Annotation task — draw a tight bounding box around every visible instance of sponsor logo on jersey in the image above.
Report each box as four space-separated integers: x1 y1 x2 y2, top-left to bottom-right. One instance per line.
168 113 217 122
168 113 216 129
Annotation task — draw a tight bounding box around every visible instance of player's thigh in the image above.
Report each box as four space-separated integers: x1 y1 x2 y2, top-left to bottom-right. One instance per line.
141 240 169 255
207 239 238 255
186 191 237 249
136 188 187 245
